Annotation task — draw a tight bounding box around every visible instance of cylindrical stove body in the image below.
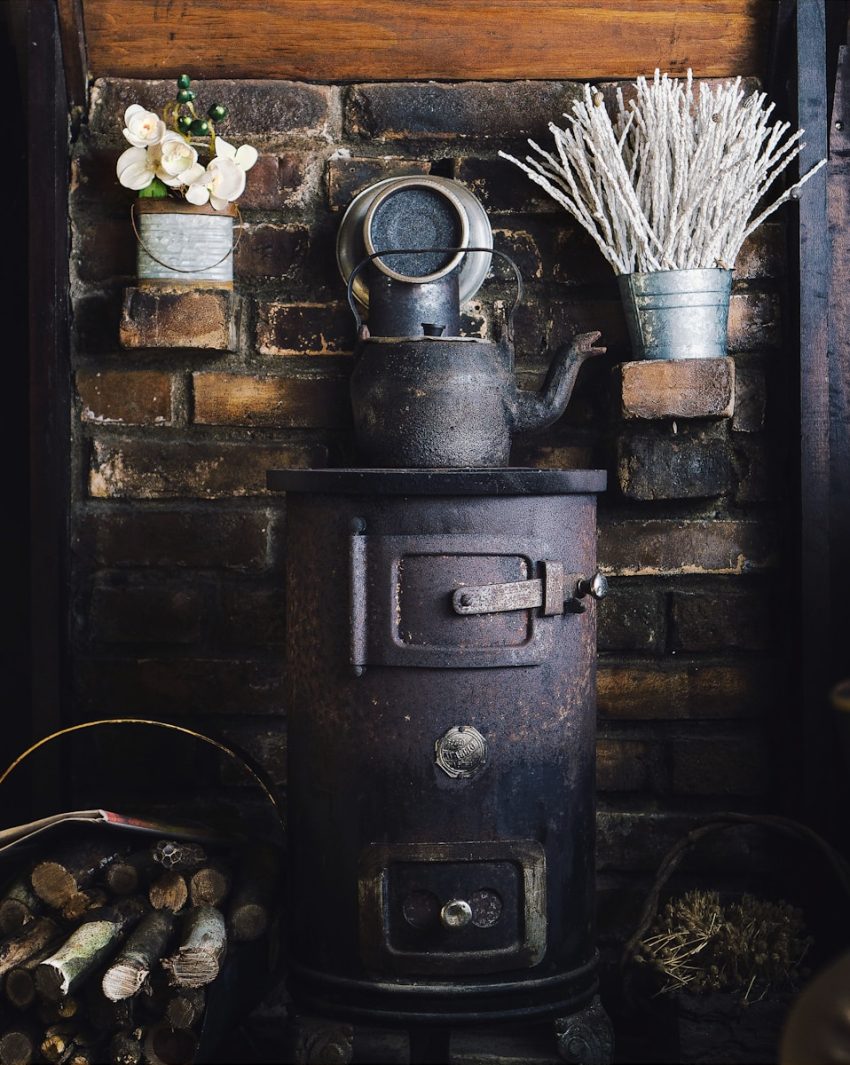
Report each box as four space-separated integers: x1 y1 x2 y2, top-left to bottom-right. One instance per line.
271 468 606 1025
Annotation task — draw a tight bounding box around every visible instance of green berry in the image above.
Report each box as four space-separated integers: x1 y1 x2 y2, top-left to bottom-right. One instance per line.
207 103 228 122
176 74 192 90
189 118 210 136
176 88 196 103
177 115 193 133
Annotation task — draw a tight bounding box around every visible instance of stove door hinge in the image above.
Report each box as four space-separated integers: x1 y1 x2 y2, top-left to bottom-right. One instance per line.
451 562 607 617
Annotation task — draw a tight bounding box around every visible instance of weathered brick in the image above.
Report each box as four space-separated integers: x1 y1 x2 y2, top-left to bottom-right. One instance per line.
238 152 315 210
596 738 659 792
217 721 287 789
599 519 780 576
119 288 238 351
727 291 781 351
87 577 210 644
597 583 665 653
70 148 128 215
616 358 735 421
215 582 286 648
192 372 350 428
509 443 596 470
454 157 560 215
74 289 124 355
77 370 173 426
617 434 731 500
732 364 767 432
233 223 309 280
255 301 353 356
75 656 285 716
669 587 773 652
326 156 432 210
513 296 628 366
597 659 778 720
671 734 770 796
491 218 610 285
732 437 781 503
73 508 275 570
89 439 326 499
89 79 335 140
345 82 584 141
72 216 136 282
733 224 785 280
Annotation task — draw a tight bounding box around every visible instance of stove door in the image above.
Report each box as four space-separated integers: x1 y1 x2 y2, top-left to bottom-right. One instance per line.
351 533 560 669
358 840 546 975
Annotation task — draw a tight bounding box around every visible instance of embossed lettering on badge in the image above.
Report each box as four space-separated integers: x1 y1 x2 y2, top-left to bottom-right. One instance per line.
435 725 488 779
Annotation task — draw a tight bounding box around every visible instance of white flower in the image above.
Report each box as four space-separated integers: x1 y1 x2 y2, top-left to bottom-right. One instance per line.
156 131 199 187
185 157 246 210
116 144 159 190
122 104 166 148
215 137 258 172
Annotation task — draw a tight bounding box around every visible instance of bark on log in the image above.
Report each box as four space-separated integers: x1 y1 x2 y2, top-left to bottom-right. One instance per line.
151 842 206 875
161 907 226 988
61 890 108 923
31 842 126 910
0 882 40 936
227 846 279 942
0 1027 38 1065
188 866 230 909
164 987 204 1030
0 919 60 978
109 1032 142 1065
106 854 155 898
35 900 147 1001
3 945 60 1010
142 1023 198 1065
102 912 174 1002
148 873 187 914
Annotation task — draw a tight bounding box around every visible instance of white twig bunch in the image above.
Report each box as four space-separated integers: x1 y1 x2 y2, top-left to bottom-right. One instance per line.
500 70 826 275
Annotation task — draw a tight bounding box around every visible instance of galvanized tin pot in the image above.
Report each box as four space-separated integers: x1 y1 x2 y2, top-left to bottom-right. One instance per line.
133 200 237 288
618 267 733 360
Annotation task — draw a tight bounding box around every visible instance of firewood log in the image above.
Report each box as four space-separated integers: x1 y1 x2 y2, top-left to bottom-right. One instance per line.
161 907 226 988
0 1025 38 1065
0 882 39 937
188 866 230 909
39 1023 77 1063
35 899 148 1001
227 846 279 942
109 1031 142 1065
0 919 60 978
151 842 206 875
61 890 108 923
2 945 60 1010
105 854 155 898
36 996 79 1026
30 842 126 910
164 987 204 1031
142 1023 198 1065
148 873 187 915
101 912 174 1002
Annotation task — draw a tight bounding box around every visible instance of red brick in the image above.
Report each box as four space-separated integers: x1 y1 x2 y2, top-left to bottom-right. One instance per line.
89 439 326 499
192 372 349 429
732 363 767 432
75 656 285 716
73 508 275 570
733 224 785 280
597 583 665 653
597 659 778 720
326 156 432 210
598 519 780 576
727 292 781 351
732 437 782 503
509 443 596 470
616 358 735 421
87 577 210 644
596 738 660 792
670 734 770 796
73 216 136 282
454 157 561 215
77 370 173 426
238 152 315 210
255 301 354 356
119 288 238 351
215 582 286 648
345 82 584 141
669 587 773 652
234 223 309 280
617 434 731 500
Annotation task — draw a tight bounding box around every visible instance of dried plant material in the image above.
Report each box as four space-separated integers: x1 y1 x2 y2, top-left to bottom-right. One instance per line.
637 889 812 1002
501 70 826 275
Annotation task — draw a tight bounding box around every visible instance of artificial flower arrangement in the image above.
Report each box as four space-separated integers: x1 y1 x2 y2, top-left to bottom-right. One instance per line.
116 75 258 210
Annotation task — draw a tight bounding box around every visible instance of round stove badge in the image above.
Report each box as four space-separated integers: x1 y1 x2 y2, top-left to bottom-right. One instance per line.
435 725 488 779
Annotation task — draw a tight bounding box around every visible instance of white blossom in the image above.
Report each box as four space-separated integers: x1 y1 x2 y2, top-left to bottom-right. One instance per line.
185 157 246 210
116 144 159 190
122 104 166 149
156 131 199 187
215 137 258 173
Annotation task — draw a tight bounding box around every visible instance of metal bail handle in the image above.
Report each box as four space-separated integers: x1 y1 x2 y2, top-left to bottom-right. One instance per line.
345 247 523 334
131 202 243 275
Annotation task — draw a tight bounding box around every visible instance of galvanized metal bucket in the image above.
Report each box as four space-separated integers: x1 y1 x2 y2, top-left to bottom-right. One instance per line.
617 268 733 360
133 200 238 288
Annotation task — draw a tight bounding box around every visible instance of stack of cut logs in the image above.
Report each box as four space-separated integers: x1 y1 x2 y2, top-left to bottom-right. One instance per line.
0 836 277 1065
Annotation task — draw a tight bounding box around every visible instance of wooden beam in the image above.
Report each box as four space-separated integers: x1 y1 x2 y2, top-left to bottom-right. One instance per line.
81 0 771 82
56 0 88 114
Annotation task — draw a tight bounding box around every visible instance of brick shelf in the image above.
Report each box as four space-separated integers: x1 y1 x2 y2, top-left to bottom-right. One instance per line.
614 356 736 420
119 286 239 351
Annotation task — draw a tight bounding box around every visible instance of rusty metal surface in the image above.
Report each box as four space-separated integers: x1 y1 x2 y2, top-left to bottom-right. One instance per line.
282 477 602 1023
267 468 607 495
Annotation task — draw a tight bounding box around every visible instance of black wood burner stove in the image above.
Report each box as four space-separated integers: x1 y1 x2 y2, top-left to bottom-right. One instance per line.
268 177 614 1065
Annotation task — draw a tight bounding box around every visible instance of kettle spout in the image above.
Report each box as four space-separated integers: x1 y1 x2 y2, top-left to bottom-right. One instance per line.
511 330 606 434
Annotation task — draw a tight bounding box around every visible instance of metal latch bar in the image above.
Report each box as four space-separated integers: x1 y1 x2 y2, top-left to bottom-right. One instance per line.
452 561 565 617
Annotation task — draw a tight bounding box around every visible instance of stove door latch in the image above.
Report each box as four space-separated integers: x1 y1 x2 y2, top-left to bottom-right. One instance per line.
451 562 608 617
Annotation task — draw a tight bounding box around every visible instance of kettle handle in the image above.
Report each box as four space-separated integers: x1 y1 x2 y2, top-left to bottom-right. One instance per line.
345 247 523 336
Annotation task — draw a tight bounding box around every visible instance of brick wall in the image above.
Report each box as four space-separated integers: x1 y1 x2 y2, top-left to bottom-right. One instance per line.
69 77 788 945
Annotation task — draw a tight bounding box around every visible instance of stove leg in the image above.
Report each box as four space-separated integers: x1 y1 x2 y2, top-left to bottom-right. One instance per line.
554 996 614 1065
289 1015 354 1065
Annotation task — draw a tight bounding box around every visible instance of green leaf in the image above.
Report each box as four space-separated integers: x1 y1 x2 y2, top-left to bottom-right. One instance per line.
138 177 169 199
